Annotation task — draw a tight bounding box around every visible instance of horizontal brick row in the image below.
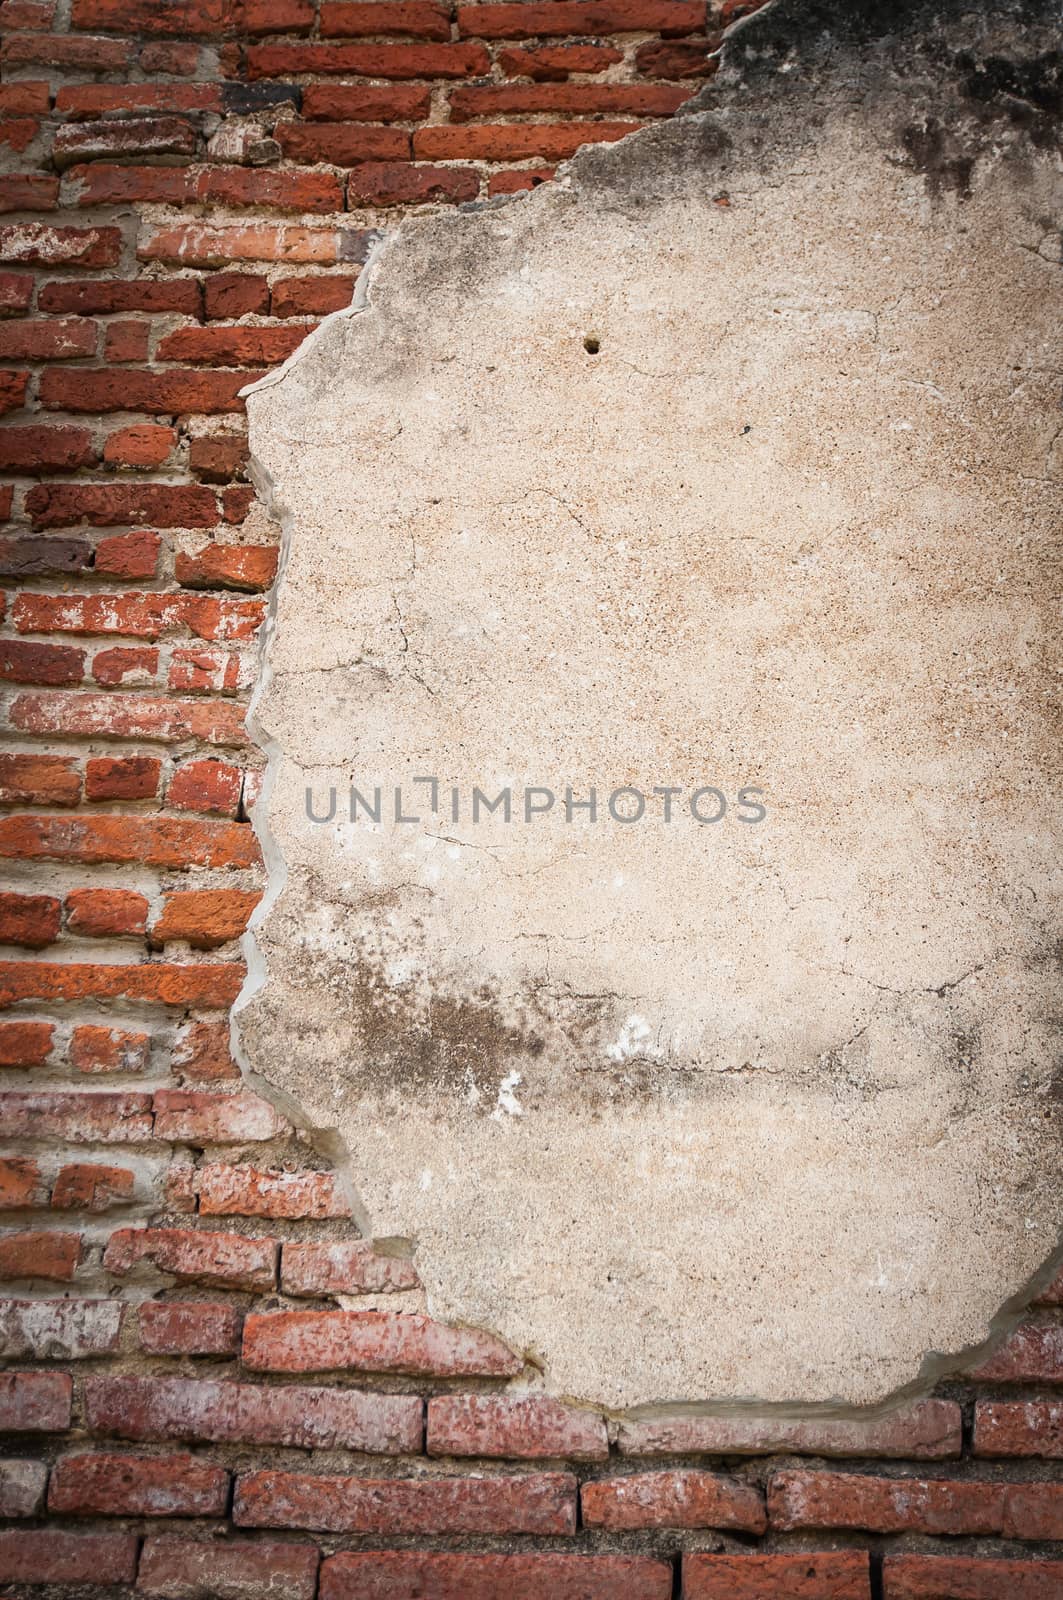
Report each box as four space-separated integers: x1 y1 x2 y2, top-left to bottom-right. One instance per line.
0 888 261 948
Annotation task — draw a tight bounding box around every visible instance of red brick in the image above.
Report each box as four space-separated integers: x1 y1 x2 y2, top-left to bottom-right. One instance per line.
270 274 357 317
72 163 343 213
0 1155 44 1205
0 0 54 26
243 0 315 29
0 423 95 472
635 35 720 75
0 1530 137 1587
52 1161 135 1210
140 222 369 268
220 485 257 524
429 1395 608 1462
39 278 201 315
105 1226 277 1290
320 1 449 37
498 42 623 77
582 1468 765 1530
86 1373 422 1452
0 1370 71 1431
348 161 480 206
168 757 245 814
281 1239 420 1296
0 316 96 360
168 645 246 694
0 367 28 413
3 30 128 70
0 1459 47 1517
40 366 253 415
25 480 216 529
319 1553 672 1600
14 590 266 640
0 1296 122 1357
0 222 121 268
0 270 33 315
0 121 39 156
883 1556 1060 1599
683 1553 871 1599
159 323 307 368
189 434 249 483
451 82 693 119
0 890 60 947
137 1537 318 1600
172 1019 240 1080
199 1164 346 1216
138 1300 243 1355
0 173 56 212
971 1320 1063 1381
139 42 205 73
153 1088 286 1142
70 1022 150 1070
0 637 85 685
9 689 249 746
204 273 269 319
104 317 151 362
248 41 491 78
0 532 93 575
57 84 221 115
303 82 430 121
1003 1483 1063 1541
1034 1266 1063 1306
974 1401 1063 1457
67 892 150 940
0 959 245 1008
50 1451 230 1517
276 122 410 165
176 543 279 592
54 116 197 168
91 643 159 684
0 1228 81 1280
0 82 50 115
97 528 162 578
0 1018 53 1066
0 1089 152 1142
0 752 80 807
415 121 640 160
235 1468 576 1535
617 1400 963 1459
153 888 262 948
768 1470 1006 1536
103 424 176 469
243 1308 523 1377
457 1 703 36
85 755 161 800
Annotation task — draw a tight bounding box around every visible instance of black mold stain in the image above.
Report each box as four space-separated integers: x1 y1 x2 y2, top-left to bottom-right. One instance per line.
900 117 975 198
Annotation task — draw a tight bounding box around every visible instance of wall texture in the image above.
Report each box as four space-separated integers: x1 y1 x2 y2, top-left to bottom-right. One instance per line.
0 0 1060 1595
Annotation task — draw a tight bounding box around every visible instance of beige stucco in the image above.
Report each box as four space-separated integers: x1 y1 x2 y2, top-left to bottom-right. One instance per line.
238 0 1062 1408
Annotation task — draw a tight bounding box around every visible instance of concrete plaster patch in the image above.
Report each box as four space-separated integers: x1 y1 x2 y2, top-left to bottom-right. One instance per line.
238 0 1063 1408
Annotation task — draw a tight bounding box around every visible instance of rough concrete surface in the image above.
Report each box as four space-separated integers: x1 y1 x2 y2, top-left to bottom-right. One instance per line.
239 0 1063 1407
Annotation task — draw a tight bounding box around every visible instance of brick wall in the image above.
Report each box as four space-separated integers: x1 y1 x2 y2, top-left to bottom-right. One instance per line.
0 0 1060 1594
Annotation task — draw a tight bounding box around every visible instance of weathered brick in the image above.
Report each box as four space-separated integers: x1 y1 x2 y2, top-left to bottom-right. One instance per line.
0 1018 54 1066
248 41 491 77
415 121 640 161
91 643 159 684
457 1 704 36
303 82 429 120
428 1395 608 1462
176 543 279 592
0 532 92 576
53 116 198 168
281 1239 420 1296
160 324 307 368
0 367 29 413
189 433 249 481
0 270 33 314
0 223 121 268
199 1164 347 1215
0 1296 123 1358
635 35 720 75
0 889 61 947
103 423 175 468
105 1226 278 1290
498 42 623 77
583 1468 766 1530
39 278 201 316
70 1022 150 1071
883 1556 1060 1599
234 1468 577 1535
40 366 253 415
0 1459 47 1517
971 1321 1063 1381
138 1300 243 1356
0 752 80 808
319 1553 672 1600
56 83 221 115
14 590 266 641
0 817 258 871
140 222 369 268
243 1308 523 1376
0 1089 153 1142
0 1228 81 1280
85 755 161 800
0 82 49 115
66 893 149 941
618 1400 963 1459
0 638 84 687
0 422 95 472
172 1018 240 1080
85 1373 422 1452
450 82 693 119
153 888 261 948
348 162 480 206
3 30 128 70
153 1088 286 1142
10 685 247 743
0 1155 44 1205
974 1401 1063 1458
1003 1483 1063 1541
49 1451 229 1517
276 122 410 165
683 1552 871 1599
169 644 249 694
320 1 450 39
270 275 357 318
0 1530 137 1587
52 1161 135 1211
25 480 217 529
0 1370 71 1431
137 1537 319 1600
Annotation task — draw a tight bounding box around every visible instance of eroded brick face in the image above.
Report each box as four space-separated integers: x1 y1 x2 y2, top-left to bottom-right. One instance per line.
0 1 1059 1595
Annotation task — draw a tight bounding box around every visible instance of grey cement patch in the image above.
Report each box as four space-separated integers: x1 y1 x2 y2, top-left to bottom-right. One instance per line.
238 0 1063 1408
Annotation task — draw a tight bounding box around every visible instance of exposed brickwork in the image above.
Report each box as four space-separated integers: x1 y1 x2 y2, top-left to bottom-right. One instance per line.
0 0 1059 1593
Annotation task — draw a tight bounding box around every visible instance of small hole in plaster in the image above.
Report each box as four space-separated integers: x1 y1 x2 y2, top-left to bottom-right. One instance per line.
583 334 600 355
